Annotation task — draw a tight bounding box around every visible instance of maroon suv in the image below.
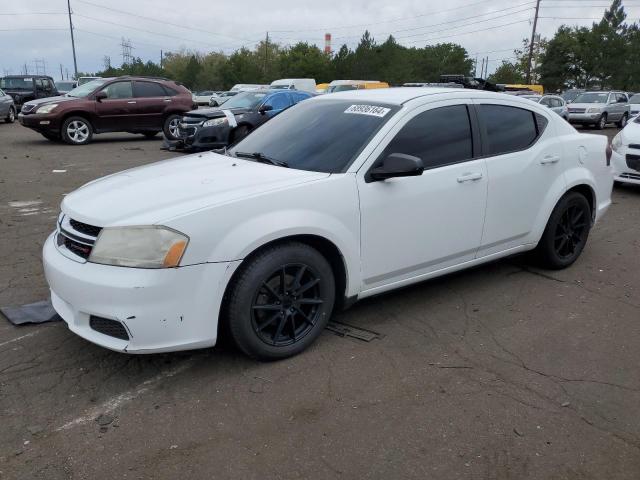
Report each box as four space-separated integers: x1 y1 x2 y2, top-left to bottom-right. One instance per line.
18 76 196 145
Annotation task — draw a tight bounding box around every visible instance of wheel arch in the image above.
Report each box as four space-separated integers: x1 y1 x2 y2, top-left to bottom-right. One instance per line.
219 233 352 322
60 111 96 130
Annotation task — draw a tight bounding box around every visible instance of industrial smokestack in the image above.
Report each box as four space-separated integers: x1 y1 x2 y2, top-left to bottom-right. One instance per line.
324 33 332 54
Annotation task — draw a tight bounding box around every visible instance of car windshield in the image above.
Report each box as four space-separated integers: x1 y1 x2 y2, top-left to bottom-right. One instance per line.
66 79 108 98
197 91 213 96
629 94 640 103
270 85 291 90
222 91 268 109
561 90 582 102
0 77 33 90
229 99 399 173
574 92 609 104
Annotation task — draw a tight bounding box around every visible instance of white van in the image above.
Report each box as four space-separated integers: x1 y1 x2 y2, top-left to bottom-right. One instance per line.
269 78 316 94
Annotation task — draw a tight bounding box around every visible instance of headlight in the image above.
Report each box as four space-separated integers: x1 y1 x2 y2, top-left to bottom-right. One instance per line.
611 132 624 152
36 103 58 114
89 226 188 268
203 117 228 127
586 107 602 113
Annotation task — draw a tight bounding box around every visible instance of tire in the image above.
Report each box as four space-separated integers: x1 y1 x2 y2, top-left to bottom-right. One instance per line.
230 125 251 144
5 107 15 123
224 242 336 361
534 192 592 270
617 113 628 128
595 113 607 130
61 116 93 145
143 131 159 139
163 114 181 140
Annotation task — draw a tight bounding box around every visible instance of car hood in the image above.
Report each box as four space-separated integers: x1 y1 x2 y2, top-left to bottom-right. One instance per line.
622 118 640 141
62 152 330 226
630 103 640 111
22 95 76 107
183 107 252 119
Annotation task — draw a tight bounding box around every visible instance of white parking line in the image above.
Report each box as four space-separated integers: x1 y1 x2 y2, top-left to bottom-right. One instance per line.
56 359 196 431
0 331 40 348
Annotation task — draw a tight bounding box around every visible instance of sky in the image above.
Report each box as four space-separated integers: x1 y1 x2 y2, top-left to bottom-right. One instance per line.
1 0 639 80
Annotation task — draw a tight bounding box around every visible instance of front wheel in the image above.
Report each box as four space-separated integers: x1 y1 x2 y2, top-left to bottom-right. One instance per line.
163 114 181 140
595 113 607 130
534 192 592 270
617 113 628 128
224 242 336 361
61 116 93 145
5 107 15 123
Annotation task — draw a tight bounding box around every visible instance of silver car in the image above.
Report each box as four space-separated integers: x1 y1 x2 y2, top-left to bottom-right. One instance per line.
0 88 16 123
568 91 630 129
522 94 569 121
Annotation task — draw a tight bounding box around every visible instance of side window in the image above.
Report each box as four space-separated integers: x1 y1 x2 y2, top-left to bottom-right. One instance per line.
100 81 133 99
540 97 552 107
162 85 178 97
617 93 627 103
266 93 291 111
382 104 473 169
479 105 540 156
134 81 167 98
553 98 563 108
35 79 45 92
292 92 309 103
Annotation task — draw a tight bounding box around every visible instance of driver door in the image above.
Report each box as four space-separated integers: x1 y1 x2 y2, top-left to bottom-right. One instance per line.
357 101 488 292
94 81 136 131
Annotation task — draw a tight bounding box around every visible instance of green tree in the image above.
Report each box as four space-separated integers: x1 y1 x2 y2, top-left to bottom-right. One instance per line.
488 61 524 84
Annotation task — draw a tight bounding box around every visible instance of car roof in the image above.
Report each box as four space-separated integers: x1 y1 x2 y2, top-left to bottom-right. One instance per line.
315 87 530 106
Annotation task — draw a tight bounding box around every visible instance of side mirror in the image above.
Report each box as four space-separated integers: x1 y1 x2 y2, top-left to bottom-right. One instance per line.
258 104 273 114
94 91 107 102
369 153 424 182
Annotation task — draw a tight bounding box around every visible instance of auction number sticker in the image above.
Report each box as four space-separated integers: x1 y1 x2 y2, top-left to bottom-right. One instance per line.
344 104 391 117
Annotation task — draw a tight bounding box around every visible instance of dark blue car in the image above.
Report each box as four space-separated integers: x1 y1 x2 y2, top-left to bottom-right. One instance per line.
176 89 312 151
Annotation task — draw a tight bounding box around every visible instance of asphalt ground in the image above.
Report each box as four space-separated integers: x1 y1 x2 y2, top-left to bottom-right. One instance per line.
0 122 639 480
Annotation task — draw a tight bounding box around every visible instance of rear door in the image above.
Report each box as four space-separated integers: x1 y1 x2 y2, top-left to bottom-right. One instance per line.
94 81 135 131
473 101 564 257
0 89 10 116
132 81 170 129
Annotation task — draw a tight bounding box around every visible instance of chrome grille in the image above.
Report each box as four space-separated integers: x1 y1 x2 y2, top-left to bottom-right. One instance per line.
569 108 586 114
56 214 101 261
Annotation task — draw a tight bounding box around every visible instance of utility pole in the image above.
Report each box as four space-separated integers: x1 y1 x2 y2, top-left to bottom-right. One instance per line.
526 0 541 85
264 32 269 76
474 55 478 77
60 64 64 80
160 50 163 68
67 0 78 79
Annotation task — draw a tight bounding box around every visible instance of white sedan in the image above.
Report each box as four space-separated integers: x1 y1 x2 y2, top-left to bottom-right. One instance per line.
43 88 613 360
611 118 640 184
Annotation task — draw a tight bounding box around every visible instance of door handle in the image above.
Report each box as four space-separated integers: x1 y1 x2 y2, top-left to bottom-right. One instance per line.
127 101 137 104
540 155 560 165
457 172 483 183
163 98 172 102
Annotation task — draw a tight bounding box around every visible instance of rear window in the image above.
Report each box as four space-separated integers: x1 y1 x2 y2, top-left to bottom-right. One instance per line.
0 77 33 89
134 81 167 98
479 105 544 156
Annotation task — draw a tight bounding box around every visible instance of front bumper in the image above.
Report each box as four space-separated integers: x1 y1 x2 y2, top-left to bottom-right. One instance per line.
18 112 60 133
611 149 640 185
177 123 230 150
43 233 234 353
568 112 602 124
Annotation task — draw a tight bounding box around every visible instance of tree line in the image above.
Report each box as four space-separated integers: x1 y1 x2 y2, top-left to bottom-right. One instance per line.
84 0 636 93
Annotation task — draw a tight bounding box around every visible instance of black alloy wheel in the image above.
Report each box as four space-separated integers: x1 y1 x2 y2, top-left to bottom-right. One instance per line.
535 192 592 269
251 264 323 347
224 242 335 361
553 204 589 260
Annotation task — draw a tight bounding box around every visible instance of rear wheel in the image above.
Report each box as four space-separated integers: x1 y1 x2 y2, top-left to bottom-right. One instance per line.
163 114 181 140
61 116 93 145
5 107 15 123
617 113 628 128
224 242 335 361
595 113 607 130
534 192 592 270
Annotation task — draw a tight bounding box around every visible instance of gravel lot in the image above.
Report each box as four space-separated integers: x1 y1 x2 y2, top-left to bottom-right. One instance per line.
1 123 639 480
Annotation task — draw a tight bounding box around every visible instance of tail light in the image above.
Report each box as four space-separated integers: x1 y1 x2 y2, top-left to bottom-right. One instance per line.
606 143 612 166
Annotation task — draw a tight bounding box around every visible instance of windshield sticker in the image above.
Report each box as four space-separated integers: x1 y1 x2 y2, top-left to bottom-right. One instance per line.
221 109 238 128
23 78 32 81
344 104 391 117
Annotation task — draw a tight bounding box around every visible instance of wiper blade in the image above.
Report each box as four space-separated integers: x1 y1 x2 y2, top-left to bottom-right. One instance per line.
234 151 289 168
